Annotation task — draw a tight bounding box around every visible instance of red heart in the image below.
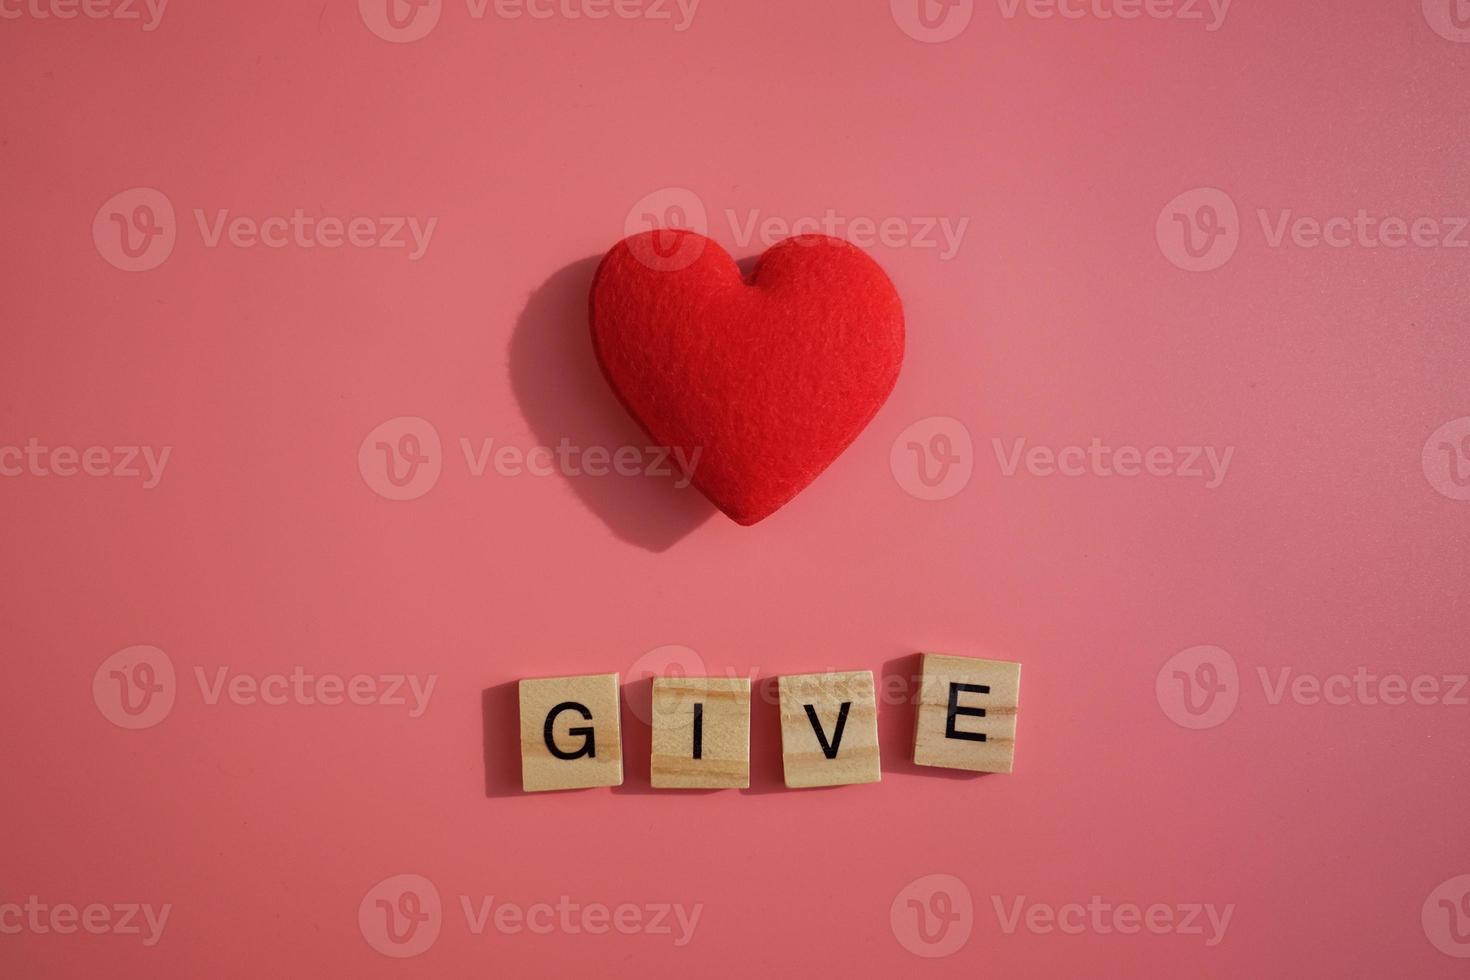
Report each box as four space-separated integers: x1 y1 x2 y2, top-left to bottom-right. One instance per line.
589 231 905 525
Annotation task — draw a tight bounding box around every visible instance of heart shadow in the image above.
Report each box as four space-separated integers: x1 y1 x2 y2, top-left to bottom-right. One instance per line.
508 256 716 552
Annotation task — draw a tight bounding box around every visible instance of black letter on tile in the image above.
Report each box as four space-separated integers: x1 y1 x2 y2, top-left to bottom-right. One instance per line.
544 701 595 760
946 683 989 742
692 703 704 760
804 702 851 760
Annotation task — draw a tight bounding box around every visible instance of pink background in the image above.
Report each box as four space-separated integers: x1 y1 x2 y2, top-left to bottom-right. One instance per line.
4 0 1470 976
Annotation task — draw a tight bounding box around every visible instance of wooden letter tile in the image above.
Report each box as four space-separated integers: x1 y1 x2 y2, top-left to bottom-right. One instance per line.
778 671 881 789
519 673 623 792
650 676 751 789
913 653 1021 774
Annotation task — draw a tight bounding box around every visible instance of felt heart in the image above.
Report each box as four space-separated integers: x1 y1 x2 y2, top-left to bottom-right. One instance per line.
589 231 905 525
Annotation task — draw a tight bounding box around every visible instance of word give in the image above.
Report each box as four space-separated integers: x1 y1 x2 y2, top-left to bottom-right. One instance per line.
517 653 1021 792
